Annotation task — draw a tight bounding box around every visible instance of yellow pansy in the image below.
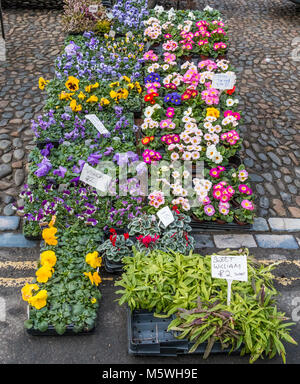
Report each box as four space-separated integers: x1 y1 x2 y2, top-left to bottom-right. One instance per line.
42 227 58 246
65 76 79 92
109 81 120 88
59 91 74 101
91 82 99 89
100 98 110 106
78 91 86 100
86 95 98 103
91 298 97 304
21 283 39 302
40 250 57 268
85 85 92 93
123 76 131 83
110 90 119 100
84 271 102 286
70 99 82 112
119 88 129 99
28 290 48 310
135 82 142 94
128 83 135 90
85 251 102 269
38 77 49 90
36 265 54 284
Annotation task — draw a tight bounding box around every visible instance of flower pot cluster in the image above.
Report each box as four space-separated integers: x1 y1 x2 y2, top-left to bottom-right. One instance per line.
138 5 255 226
20 0 150 334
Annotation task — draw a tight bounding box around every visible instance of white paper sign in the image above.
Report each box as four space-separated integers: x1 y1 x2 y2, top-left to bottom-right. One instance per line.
88 5 98 13
157 206 175 228
211 255 248 282
85 114 109 135
211 254 247 306
80 163 112 192
211 73 236 90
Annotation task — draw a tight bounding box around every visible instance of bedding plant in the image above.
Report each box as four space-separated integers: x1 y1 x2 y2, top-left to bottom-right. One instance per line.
21 3 258 338
116 248 297 363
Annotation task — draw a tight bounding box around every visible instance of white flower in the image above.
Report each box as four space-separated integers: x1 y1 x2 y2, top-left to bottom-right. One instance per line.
172 170 180 179
171 152 179 161
183 170 190 179
226 98 234 107
204 5 214 12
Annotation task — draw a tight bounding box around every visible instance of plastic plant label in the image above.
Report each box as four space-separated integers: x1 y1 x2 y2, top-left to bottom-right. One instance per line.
211 255 248 306
85 114 109 135
157 206 175 228
211 73 236 90
80 163 112 193
88 5 98 13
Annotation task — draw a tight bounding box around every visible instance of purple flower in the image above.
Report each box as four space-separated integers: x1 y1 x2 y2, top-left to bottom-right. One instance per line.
87 152 102 166
53 166 67 178
40 143 54 157
35 157 52 177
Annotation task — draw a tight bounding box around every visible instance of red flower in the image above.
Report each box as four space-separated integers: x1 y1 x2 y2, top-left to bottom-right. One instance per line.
172 205 180 214
109 234 116 247
226 86 236 95
124 233 129 240
109 228 116 234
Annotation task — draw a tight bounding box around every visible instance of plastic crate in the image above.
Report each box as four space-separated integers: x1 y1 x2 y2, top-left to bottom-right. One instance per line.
128 309 240 356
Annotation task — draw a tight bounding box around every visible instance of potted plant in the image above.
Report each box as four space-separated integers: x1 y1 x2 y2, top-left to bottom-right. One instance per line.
98 229 134 272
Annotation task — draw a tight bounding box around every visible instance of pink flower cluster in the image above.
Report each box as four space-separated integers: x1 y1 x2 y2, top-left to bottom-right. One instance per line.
183 68 201 88
212 181 235 203
201 85 220 105
145 82 161 94
198 59 218 71
211 28 226 36
161 134 180 145
238 184 253 196
220 130 240 145
166 107 175 118
224 110 241 120
148 191 165 208
142 149 162 164
143 50 159 62
163 52 177 64
213 42 227 50
160 119 176 130
241 199 254 211
209 166 226 178
162 40 178 51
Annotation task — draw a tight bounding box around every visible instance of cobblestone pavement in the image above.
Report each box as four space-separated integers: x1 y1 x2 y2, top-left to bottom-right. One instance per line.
199 0 300 218
0 8 65 216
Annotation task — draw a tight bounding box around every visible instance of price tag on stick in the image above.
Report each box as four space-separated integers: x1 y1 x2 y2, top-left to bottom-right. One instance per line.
85 114 109 135
80 163 112 193
211 254 248 306
157 206 175 228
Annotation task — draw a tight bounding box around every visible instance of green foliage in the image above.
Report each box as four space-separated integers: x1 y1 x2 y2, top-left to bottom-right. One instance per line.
116 248 297 363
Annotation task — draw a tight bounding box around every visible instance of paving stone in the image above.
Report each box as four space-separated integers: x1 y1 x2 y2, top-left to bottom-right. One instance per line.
250 217 269 232
13 149 25 161
272 199 286 217
214 234 257 249
0 164 12 179
255 235 299 249
288 207 300 218
194 234 214 248
269 218 300 232
0 233 37 248
259 196 269 209
0 216 20 231
268 152 282 166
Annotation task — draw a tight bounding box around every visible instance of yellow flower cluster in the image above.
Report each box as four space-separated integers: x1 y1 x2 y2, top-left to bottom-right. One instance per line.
206 107 220 118
109 77 141 103
84 251 102 287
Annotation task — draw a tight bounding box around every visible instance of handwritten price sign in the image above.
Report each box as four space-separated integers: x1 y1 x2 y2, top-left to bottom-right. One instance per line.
80 163 112 193
211 254 248 306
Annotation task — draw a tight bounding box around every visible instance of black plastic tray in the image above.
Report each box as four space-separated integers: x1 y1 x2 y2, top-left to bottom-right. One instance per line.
104 256 124 274
190 217 252 231
128 309 241 356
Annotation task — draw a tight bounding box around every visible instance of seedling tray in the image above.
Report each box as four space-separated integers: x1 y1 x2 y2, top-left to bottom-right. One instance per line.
27 324 95 336
128 309 240 357
26 306 95 336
